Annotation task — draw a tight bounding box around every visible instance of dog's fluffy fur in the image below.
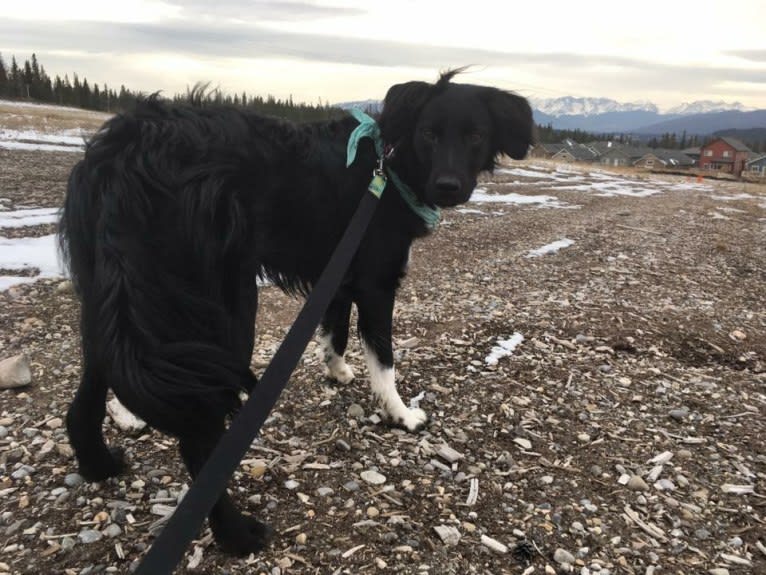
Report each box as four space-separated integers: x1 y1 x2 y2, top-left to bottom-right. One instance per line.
60 70 533 553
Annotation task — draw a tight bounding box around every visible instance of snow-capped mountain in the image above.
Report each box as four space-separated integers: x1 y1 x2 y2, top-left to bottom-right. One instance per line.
531 96 658 117
665 100 754 115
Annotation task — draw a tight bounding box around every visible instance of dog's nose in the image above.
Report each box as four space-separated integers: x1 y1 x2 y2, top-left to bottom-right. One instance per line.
435 175 461 194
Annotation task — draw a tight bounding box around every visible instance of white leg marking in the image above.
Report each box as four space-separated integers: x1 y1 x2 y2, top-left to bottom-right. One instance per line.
362 343 427 432
317 332 355 384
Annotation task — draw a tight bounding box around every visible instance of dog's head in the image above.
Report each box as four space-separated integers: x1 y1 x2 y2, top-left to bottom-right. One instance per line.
379 70 534 207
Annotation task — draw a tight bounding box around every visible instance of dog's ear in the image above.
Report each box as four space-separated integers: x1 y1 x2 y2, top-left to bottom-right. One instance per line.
378 81 433 145
483 88 535 163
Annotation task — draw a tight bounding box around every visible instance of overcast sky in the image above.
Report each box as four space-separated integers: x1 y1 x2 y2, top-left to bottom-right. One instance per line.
2 0 765 110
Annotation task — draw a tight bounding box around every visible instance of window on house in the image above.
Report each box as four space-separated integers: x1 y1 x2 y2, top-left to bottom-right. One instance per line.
723 150 730 158
704 150 713 157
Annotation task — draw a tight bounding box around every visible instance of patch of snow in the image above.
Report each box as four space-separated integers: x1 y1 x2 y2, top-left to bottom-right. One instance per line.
0 128 86 146
0 141 83 152
526 238 575 258
485 333 524 366
0 234 65 291
470 188 568 208
0 207 60 229
710 193 756 201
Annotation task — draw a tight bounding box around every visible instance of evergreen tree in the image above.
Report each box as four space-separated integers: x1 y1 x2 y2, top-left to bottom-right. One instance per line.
0 53 7 98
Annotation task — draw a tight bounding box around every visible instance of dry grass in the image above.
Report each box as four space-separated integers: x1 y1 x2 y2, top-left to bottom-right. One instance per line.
0 100 110 132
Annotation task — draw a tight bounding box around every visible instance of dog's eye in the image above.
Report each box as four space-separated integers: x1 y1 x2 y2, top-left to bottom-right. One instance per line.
468 132 483 145
422 128 436 143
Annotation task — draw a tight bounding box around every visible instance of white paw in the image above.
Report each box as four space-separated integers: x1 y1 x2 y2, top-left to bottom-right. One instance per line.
325 360 355 384
389 406 429 432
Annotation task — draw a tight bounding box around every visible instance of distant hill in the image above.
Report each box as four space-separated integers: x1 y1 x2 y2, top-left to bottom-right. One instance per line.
632 110 766 136
713 127 766 150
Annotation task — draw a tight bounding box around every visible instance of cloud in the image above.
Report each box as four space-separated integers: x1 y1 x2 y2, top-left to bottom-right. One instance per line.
166 0 365 21
725 49 766 63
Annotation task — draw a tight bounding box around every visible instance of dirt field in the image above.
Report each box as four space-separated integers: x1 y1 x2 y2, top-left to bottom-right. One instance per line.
0 122 765 574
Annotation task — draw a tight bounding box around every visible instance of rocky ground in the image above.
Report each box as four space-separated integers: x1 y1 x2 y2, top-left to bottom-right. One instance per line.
0 138 765 575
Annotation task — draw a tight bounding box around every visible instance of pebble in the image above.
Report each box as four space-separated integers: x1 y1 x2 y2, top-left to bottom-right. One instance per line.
65 473 84 487
284 479 299 490
554 548 576 565
0 354 32 389
668 408 689 421
366 506 380 518
627 475 649 491
78 529 103 544
46 417 63 429
104 524 122 538
708 570 729 575
347 403 365 418
316 487 334 497
360 470 386 485
0 425 7 438
343 480 360 492
433 525 461 546
480 535 507 554
11 465 35 480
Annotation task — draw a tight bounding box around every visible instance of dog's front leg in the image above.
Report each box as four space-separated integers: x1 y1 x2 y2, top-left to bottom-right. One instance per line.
356 287 428 432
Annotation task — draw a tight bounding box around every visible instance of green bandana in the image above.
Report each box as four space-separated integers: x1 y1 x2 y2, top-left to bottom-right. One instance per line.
346 109 441 230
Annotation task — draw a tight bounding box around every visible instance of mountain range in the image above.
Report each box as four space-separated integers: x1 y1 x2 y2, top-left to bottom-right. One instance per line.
337 96 766 136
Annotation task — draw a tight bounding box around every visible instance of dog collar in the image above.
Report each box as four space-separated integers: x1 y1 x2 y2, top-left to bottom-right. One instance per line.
346 109 441 230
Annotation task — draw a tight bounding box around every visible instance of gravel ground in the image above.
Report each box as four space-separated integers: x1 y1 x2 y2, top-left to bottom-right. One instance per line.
0 136 765 575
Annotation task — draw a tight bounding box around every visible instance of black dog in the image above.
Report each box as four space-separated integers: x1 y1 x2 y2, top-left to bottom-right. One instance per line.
59 70 533 554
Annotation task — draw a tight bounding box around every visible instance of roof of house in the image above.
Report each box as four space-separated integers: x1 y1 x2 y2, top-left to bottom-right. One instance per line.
747 154 766 166
554 141 599 161
652 149 696 166
706 137 752 152
533 143 565 154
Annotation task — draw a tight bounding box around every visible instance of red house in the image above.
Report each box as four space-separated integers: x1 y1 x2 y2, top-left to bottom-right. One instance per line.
698 137 751 177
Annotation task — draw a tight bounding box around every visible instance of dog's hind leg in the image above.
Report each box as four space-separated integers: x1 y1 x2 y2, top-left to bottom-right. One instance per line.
66 363 125 482
179 424 273 555
356 287 428 432
318 291 356 384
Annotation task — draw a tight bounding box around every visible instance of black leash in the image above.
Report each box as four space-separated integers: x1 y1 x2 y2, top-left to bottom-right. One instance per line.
135 189 381 574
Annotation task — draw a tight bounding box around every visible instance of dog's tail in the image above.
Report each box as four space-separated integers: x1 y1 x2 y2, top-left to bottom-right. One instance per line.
60 122 252 434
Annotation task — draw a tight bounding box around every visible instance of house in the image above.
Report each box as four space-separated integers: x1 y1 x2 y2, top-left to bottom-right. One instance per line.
682 147 701 161
599 146 652 167
551 139 599 163
529 143 565 159
634 149 695 170
698 137 751 177
746 154 766 177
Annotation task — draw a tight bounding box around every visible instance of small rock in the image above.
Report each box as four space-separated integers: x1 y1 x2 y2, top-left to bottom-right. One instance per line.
436 444 463 463
367 507 380 518
64 473 84 487
284 479 299 490
708 569 729 575
11 465 35 480
316 487 334 497
104 524 122 538
360 470 386 485
481 535 508 554
433 525 461 546
668 408 689 421
627 475 650 491
0 425 8 438
0 354 32 389
46 417 63 429
78 529 103 544
343 480 360 492
554 548 576 565
295 533 307 545
61 537 76 551
347 404 365 419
